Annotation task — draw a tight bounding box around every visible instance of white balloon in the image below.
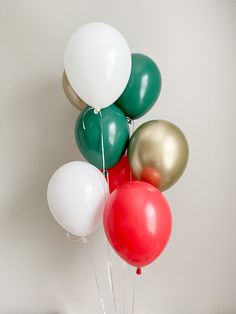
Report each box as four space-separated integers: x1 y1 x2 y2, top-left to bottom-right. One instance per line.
64 22 131 110
47 161 109 236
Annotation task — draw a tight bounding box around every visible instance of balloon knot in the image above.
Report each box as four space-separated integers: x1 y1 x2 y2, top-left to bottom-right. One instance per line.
81 236 88 244
126 117 132 124
94 108 100 114
136 267 142 275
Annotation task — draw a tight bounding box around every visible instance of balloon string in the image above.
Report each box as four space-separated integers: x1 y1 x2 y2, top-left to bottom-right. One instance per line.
66 233 107 314
82 107 93 130
106 240 118 314
98 110 116 312
131 273 137 314
83 109 109 198
129 119 135 182
99 110 106 177
98 109 110 195
86 238 107 314
122 261 127 314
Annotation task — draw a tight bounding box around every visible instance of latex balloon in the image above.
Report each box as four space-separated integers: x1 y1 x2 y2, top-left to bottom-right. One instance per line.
128 120 189 191
62 71 87 111
64 22 131 110
103 155 132 192
103 181 172 268
115 53 162 119
47 161 109 236
75 105 130 169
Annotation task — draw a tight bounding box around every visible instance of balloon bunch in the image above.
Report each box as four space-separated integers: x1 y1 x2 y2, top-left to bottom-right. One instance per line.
47 22 189 275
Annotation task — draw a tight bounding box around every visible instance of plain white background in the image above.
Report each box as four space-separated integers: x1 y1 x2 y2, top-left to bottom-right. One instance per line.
0 0 236 313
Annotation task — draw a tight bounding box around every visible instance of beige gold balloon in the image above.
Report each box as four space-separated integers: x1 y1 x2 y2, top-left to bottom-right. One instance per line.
128 120 189 191
62 71 87 111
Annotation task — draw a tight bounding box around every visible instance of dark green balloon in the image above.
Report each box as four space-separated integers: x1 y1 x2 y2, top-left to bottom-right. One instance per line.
75 105 129 169
115 53 162 119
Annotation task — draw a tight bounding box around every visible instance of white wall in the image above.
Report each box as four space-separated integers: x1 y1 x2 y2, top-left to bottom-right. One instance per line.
0 0 236 313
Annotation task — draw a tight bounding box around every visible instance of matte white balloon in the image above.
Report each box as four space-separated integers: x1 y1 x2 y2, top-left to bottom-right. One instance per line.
47 161 109 236
64 22 131 109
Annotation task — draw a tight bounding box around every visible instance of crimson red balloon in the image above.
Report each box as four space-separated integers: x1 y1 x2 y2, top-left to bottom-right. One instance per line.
101 155 132 192
103 181 172 268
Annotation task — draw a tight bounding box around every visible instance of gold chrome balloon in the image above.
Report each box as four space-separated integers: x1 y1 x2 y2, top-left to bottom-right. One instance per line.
128 120 189 191
62 71 87 111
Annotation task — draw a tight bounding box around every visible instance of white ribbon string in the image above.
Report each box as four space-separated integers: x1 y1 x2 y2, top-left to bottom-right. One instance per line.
74 109 138 313
122 261 127 314
99 109 118 314
86 239 107 314
66 233 106 314
98 110 106 175
129 119 135 182
82 107 94 130
106 240 118 314
131 274 137 314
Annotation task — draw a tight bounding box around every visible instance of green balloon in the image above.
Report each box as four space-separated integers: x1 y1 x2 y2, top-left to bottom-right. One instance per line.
115 53 162 119
75 105 130 169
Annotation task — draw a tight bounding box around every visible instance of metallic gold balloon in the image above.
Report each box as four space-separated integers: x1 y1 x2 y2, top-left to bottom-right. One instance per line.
62 71 87 111
128 120 189 191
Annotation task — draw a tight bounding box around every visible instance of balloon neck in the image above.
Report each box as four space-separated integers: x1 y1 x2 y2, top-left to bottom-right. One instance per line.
81 236 88 244
136 267 142 275
94 108 100 114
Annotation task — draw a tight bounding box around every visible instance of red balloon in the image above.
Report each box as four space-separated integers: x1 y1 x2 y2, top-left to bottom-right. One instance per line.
102 155 132 192
103 181 172 268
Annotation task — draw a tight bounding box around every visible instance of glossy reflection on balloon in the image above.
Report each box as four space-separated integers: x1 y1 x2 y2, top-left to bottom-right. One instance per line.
47 161 109 236
75 105 130 169
128 120 189 191
115 53 162 119
103 181 172 268
64 22 131 110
